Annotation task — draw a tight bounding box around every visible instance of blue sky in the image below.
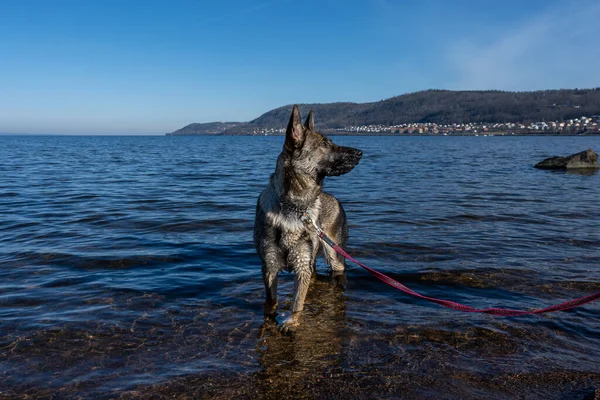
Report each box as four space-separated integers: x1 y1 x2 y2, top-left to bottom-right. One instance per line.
1 0 599 134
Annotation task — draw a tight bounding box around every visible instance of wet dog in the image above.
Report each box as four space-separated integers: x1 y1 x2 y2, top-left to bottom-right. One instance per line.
254 105 362 333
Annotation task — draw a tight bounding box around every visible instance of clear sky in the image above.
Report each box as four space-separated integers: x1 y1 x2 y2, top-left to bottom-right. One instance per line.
1 0 599 134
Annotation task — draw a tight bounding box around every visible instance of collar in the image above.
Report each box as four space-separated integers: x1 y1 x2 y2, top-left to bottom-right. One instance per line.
277 193 311 215
279 199 309 215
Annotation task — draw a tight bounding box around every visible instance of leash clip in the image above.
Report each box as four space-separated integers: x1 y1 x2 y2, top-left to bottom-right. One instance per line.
301 212 323 235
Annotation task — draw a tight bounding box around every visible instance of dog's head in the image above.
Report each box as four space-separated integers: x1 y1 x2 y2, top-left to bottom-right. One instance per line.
284 105 362 181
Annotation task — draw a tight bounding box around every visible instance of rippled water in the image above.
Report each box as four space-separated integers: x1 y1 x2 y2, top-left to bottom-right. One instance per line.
1 135 599 399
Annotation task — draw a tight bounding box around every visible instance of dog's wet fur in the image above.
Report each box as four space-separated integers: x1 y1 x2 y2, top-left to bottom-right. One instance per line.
254 105 362 333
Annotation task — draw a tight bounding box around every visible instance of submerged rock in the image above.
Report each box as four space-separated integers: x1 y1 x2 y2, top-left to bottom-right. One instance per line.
535 148 600 169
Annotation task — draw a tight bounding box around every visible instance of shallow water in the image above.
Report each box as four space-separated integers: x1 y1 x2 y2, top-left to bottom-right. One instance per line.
1 135 599 399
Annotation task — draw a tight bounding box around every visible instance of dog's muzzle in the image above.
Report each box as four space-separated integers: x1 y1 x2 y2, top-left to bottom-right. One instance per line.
327 147 362 176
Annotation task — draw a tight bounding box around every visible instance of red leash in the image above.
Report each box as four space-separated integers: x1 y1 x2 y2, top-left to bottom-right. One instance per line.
305 215 600 316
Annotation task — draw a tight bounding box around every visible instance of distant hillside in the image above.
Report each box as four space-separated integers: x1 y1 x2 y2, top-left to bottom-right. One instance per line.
167 122 241 135
168 89 600 135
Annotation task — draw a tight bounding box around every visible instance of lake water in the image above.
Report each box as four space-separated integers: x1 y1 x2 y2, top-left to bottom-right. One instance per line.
1 135 599 399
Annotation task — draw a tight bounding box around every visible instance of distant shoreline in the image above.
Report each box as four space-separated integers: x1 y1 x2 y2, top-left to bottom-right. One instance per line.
167 89 600 136
166 131 600 137
3 132 598 137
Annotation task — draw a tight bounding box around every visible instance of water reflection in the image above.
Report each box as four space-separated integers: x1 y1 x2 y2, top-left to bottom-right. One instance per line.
256 274 347 396
566 168 599 176
540 167 599 176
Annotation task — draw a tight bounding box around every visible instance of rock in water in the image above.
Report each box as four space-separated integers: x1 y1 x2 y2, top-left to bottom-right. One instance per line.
535 148 600 169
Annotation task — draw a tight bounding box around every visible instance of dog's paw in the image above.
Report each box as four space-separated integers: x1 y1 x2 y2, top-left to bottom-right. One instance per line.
279 314 299 335
280 321 297 336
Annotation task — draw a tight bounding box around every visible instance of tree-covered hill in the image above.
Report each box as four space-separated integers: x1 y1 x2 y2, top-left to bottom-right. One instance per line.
169 89 600 135
167 122 241 135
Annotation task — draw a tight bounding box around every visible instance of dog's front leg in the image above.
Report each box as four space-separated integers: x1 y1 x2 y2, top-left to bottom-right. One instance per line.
280 266 312 334
263 267 278 317
281 240 315 334
261 252 282 317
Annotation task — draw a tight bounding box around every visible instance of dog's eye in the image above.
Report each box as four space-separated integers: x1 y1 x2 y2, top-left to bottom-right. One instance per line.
321 139 332 147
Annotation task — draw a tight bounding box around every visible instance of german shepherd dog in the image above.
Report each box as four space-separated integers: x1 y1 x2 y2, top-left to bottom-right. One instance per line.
254 105 362 333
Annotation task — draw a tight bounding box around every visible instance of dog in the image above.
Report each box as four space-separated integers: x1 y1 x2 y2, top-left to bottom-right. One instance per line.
254 105 362 333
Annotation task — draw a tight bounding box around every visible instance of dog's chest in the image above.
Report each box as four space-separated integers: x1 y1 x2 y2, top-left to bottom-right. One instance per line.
279 226 311 250
264 209 319 252
278 223 319 271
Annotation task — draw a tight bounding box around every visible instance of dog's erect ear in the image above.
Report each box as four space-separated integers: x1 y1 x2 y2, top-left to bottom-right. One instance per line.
285 105 306 149
304 110 314 131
